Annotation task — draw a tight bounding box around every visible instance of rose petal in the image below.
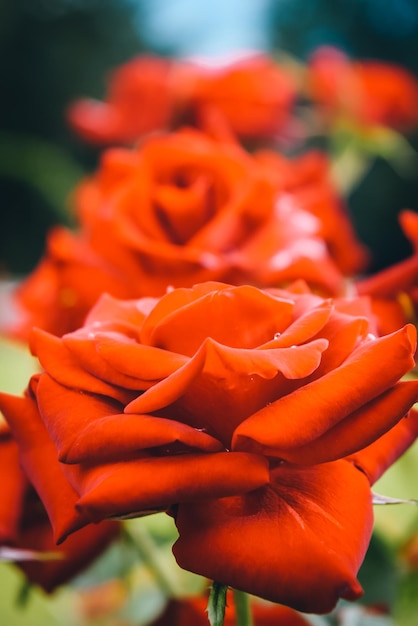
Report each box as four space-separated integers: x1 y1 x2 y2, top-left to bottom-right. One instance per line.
139 282 231 340
0 433 27 543
400 209 418 249
308 314 370 377
259 300 332 348
125 334 327 419
201 337 328 380
186 177 274 253
125 341 206 413
75 452 270 523
256 380 418 464
17 494 119 592
173 460 372 613
347 408 418 484
63 413 224 464
0 387 89 542
30 329 133 403
357 254 418 298
233 325 416 453
36 374 123 460
235 222 345 295
63 333 157 390
140 284 294 354
153 176 215 244
84 292 154 327
95 335 188 380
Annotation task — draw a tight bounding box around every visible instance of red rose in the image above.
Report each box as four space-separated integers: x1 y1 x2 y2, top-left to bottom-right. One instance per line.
10 129 356 338
308 47 418 130
67 56 175 145
1 281 417 612
67 53 296 145
187 53 296 139
0 423 118 592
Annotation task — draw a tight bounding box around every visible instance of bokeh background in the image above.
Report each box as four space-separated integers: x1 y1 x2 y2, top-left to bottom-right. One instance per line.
1 0 418 278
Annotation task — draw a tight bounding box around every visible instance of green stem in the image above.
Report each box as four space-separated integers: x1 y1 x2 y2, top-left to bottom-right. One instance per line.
330 142 371 196
232 589 254 626
123 522 178 597
207 582 228 626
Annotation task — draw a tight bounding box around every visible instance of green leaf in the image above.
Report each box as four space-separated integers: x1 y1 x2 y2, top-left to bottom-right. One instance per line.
207 582 228 626
357 532 398 609
0 132 84 222
15 580 32 609
394 570 418 626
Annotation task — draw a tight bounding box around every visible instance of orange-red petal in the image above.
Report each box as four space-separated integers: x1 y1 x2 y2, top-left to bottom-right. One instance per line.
255 380 418 464
62 413 224 464
75 452 270 523
0 388 89 542
347 408 418 484
173 460 372 613
233 325 416 453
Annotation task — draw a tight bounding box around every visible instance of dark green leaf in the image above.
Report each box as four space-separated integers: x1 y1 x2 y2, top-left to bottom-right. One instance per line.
207 582 228 626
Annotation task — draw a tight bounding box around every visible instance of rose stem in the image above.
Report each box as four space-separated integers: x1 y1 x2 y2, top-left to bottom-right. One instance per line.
232 589 254 626
123 521 178 597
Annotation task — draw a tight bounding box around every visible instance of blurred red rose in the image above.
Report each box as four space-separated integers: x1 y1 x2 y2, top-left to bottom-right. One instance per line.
1 281 417 612
308 46 418 130
9 129 363 339
187 54 296 139
67 56 175 145
0 422 118 593
255 148 369 275
67 53 296 145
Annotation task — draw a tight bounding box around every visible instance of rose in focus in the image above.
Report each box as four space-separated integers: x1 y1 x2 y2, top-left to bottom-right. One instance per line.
1 281 417 612
67 54 296 145
9 129 367 338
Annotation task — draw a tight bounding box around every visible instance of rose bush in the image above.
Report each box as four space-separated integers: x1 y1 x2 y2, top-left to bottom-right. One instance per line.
1 281 417 613
308 46 418 131
0 421 119 592
67 53 296 145
9 128 367 339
